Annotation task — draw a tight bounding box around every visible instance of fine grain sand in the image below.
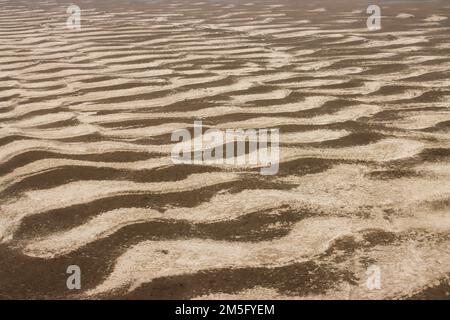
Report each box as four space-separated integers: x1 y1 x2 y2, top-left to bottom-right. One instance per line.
0 0 449 300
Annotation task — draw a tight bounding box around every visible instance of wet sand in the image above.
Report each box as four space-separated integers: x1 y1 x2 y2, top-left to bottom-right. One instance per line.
0 0 449 299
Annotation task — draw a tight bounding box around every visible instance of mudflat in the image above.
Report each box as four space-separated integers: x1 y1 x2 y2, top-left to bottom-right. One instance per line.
0 0 449 299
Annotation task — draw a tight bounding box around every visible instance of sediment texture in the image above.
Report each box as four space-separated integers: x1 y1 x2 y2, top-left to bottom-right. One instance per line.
0 0 449 299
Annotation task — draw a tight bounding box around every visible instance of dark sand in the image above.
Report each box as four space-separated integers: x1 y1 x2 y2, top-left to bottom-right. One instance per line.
0 0 449 299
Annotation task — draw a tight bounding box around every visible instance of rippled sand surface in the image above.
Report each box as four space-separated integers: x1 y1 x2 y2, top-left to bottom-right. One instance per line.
0 0 449 299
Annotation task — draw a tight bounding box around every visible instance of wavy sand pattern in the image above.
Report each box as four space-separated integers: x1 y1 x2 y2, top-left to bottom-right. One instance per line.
0 0 449 299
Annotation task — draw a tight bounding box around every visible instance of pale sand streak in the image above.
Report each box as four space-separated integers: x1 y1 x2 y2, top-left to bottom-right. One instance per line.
86 213 450 296
76 96 336 123
23 162 450 258
195 237 450 300
0 140 168 164
0 172 239 243
1 0 450 299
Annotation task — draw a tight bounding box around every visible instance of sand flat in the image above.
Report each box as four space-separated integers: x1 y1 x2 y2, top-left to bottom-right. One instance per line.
0 0 450 300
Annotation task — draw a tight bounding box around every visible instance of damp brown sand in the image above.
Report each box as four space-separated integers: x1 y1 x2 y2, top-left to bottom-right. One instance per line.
0 0 450 299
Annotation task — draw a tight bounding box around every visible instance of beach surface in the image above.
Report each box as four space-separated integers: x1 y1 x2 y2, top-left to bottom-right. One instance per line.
0 0 449 299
